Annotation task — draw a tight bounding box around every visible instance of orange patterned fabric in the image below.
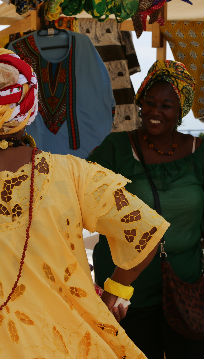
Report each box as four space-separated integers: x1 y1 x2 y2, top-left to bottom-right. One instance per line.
161 21 204 121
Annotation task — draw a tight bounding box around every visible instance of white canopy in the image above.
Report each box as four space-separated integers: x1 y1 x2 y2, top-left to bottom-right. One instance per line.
167 0 204 21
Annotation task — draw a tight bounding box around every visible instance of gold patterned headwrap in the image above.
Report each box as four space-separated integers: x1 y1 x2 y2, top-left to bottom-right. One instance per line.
0 48 38 135
135 60 195 122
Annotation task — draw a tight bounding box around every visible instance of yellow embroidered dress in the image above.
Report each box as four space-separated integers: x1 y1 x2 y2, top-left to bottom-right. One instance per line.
0 152 169 359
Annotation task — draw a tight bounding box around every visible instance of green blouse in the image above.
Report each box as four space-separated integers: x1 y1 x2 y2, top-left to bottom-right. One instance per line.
87 132 204 308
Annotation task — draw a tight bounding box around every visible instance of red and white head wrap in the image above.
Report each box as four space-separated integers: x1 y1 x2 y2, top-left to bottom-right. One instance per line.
0 48 38 135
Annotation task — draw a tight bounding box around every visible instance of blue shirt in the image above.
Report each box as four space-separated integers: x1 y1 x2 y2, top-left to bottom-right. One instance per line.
9 30 115 158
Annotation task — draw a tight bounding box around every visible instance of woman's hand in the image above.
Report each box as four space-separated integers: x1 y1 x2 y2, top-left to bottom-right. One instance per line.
112 303 128 323
101 290 128 322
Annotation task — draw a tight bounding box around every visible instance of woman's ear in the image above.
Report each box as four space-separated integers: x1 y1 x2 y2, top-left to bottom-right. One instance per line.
176 108 182 128
138 95 145 108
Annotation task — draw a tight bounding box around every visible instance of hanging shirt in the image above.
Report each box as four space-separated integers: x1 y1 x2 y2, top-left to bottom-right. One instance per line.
77 18 141 132
8 31 115 158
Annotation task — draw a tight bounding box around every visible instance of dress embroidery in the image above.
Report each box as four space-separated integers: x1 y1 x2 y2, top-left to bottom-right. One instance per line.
0 154 50 227
64 263 77 282
135 226 157 252
13 35 80 149
53 326 70 355
35 157 49 174
12 204 22 220
15 311 34 325
69 287 87 298
124 229 137 243
114 188 129 211
42 262 87 305
78 331 91 359
0 282 34 343
1 175 28 203
121 210 141 223
0 204 10 216
96 323 118 336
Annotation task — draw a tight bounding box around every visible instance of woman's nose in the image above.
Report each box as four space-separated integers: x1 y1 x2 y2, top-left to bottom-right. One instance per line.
151 105 161 115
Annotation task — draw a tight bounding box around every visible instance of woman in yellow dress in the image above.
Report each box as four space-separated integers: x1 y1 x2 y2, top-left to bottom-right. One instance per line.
0 48 169 359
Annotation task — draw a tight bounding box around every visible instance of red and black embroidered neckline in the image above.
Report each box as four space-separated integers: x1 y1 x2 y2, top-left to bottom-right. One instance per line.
143 134 178 156
13 35 80 150
0 147 37 311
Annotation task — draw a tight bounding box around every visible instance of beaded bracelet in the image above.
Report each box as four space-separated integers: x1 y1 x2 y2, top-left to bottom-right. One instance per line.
104 278 134 300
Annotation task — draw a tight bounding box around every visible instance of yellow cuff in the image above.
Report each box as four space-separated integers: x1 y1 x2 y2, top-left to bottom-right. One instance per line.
104 278 134 300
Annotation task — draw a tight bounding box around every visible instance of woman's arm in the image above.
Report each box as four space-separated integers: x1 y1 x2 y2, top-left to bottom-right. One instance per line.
69 156 169 321
102 242 159 321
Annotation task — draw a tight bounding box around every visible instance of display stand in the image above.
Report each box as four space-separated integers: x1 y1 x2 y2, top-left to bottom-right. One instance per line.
0 10 37 38
0 2 167 60
120 3 167 60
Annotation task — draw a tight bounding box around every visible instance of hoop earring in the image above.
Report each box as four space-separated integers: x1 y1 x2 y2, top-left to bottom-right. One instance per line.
23 132 36 148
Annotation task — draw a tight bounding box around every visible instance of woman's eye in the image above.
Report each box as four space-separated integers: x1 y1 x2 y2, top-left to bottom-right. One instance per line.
145 100 154 106
162 104 172 109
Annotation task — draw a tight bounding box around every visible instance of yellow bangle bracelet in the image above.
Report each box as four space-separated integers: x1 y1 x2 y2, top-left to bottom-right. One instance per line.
104 278 134 300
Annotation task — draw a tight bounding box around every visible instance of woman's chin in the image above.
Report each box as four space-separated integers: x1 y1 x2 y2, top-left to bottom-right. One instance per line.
144 124 164 136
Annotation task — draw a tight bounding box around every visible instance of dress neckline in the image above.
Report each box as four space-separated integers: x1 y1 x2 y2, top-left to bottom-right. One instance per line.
0 151 45 177
125 131 204 167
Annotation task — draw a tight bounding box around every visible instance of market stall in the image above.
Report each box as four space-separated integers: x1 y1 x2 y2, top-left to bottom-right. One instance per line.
0 1 203 149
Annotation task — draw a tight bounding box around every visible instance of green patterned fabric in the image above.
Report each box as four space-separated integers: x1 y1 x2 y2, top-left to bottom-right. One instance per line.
61 0 139 21
121 0 139 19
61 0 86 15
84 0 107 19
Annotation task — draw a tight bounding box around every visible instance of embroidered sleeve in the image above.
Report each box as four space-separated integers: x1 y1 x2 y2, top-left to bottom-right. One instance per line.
69 156 170 270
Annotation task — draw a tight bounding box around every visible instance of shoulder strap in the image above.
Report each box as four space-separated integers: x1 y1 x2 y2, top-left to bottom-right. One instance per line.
128 131 166 254
192 136 196 153
128 131 162 215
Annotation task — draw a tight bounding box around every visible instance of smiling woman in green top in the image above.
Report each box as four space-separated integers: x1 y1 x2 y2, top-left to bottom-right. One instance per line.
88 60 204 359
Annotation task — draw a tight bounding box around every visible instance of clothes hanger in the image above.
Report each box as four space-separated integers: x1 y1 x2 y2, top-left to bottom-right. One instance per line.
37 4 69 50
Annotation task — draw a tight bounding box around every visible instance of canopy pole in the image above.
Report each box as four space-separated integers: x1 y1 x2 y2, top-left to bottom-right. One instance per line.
153 3 167 60
120 3 167 61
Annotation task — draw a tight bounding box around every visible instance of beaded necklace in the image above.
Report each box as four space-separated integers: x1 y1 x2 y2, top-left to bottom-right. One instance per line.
0 147 37 311
0 133 36 150
143 134 178 156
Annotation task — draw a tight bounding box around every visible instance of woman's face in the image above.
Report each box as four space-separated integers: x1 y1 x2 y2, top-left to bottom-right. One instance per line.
140 81 180 136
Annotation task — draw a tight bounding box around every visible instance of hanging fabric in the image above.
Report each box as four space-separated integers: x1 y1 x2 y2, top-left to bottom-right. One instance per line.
60 0 168 31
77 18 140 131
8 0 43 15
131 0 166 38
44 0 64 21
55 16 79 32
12 34 80 149
161 21 204 122
54 17 141 132
8 30 115 157
61 0 140 21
